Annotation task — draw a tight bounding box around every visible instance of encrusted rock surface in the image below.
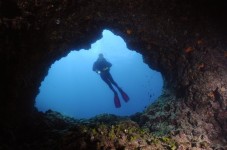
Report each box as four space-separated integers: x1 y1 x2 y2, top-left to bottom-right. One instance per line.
0 0 227 149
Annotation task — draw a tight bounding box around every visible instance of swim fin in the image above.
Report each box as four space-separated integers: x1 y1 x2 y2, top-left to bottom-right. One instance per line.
119 89 129 102
114 94 121 108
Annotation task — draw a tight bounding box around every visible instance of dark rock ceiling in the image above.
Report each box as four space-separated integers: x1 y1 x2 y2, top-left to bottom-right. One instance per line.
0 0 227 149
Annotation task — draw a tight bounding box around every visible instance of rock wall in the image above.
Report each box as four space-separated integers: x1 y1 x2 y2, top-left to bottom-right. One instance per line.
0 0 226 149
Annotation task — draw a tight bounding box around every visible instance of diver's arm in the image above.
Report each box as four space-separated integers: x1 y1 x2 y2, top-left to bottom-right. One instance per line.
94 69 101 74
93 62 102 74
102 60 112 69
103 67 109 71
106 61 112 68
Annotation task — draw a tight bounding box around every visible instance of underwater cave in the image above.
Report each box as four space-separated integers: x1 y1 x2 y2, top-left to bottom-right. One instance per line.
0 0 227 149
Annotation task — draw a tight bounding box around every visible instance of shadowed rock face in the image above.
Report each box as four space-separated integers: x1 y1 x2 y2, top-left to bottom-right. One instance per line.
0 0 227 149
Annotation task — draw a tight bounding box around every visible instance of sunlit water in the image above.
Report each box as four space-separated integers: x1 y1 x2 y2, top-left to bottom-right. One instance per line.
35 30 163 119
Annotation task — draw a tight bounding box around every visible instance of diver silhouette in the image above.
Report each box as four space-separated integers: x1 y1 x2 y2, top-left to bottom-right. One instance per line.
93 53 129 108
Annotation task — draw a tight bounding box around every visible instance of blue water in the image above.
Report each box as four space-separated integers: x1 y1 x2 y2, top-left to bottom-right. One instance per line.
35 30 163 119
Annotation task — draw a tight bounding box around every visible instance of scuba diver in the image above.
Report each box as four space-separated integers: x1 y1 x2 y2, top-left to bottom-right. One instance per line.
93 53 129 108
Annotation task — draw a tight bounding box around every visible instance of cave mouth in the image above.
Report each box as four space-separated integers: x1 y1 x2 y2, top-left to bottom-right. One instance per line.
35 30 163 119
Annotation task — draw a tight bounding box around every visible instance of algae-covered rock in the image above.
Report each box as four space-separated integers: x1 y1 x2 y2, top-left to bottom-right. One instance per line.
59 119 177 150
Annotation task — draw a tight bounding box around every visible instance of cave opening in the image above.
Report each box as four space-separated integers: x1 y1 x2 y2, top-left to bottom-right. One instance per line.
35 30 163 119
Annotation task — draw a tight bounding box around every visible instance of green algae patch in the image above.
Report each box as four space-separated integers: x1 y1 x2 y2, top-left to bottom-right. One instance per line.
60 120 177 150
159 136 177 150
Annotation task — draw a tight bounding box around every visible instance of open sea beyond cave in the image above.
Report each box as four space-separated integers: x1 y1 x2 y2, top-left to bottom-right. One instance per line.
35 30 163 119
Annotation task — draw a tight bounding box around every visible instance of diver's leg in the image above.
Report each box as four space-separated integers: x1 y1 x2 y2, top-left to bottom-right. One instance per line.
106 71 129 102
105 71 121 90
100 73 117 94
100 73 121 108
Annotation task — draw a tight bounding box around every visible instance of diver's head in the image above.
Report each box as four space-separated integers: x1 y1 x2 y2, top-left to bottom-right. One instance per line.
98 53 104 58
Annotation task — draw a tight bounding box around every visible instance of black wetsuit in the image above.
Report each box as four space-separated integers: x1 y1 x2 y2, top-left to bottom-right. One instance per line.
93 58 120 94
93 56 129 108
